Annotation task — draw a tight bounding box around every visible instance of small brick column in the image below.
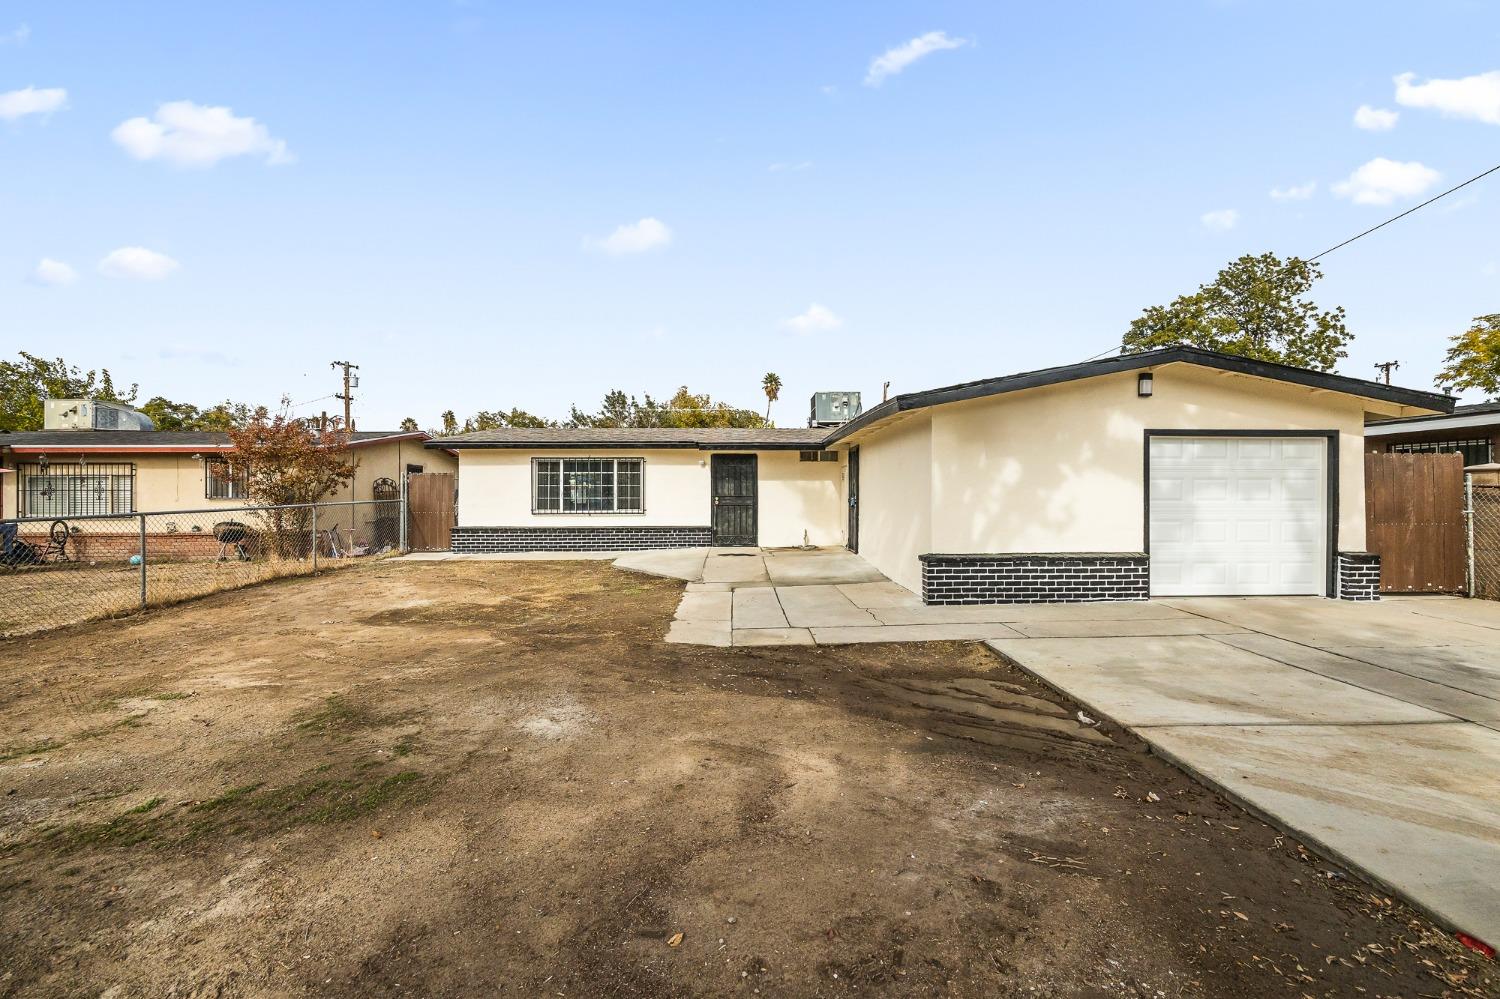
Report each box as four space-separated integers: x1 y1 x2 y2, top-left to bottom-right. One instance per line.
1336 551 1381 601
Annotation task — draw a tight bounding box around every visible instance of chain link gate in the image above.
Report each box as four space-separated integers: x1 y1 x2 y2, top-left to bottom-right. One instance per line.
0 497 406 638
1468 475 1500 600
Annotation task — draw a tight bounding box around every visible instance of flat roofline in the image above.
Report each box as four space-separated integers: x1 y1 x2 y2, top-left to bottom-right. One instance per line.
825 346 1454 445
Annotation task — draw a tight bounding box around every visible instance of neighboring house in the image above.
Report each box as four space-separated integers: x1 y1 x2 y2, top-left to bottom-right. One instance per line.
1364 401 1500 468
432 347 1450 604
0 424 455 556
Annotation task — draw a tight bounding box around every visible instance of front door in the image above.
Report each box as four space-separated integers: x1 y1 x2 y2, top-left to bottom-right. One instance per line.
847 445 859 553
711 454 757 546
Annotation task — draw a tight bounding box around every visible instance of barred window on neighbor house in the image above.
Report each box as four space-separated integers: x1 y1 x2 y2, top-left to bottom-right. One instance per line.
1390 439 1494 467
532 458 644 513
205 457 251 500
18 462 136 517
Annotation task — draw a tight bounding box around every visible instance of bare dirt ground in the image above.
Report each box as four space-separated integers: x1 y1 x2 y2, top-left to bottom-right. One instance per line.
0 561 1492 998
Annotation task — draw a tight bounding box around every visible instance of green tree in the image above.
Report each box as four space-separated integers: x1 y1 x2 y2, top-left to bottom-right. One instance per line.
197 400 258 431
761 372 782 424
140 396 204 431
399 417 420 432
567 387 766 429
1436 314 1500 401
1121 253 1351 372
0 353 138 431
440 410 459 435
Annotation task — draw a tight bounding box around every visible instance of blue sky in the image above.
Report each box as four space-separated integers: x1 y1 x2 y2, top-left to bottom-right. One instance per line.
4 1 1498 429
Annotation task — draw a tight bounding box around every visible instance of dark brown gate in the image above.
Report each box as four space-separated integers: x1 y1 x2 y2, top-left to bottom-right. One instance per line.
407 472 456 552
1364 452 1465 593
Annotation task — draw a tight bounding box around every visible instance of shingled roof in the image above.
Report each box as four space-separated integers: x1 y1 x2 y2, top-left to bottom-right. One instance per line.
429 427 829 450
0 430 426 450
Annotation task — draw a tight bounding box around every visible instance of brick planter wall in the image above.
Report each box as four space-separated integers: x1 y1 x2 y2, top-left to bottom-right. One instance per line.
1337 551 1381 601
18 531 228 562
451 525 714 553
919 552 1150 605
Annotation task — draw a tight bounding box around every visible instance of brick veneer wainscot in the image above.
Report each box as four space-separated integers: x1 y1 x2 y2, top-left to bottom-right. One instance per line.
450 525 713 553
919 552 1149 605
1336 551 1381 601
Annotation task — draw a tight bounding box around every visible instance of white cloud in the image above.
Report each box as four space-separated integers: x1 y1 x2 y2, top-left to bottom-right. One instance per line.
864 30 968 87
1 24 29 45
1353 104 1399 131
1269 181 1316 201
111 100 293 168
98 246 180 281
769 161 812 172
1394 70 1500 125
783 303 844 334
1332 157 1441 205
1199 208 1239 231
584 217 672 255
0 86 67 121
28 258 77 286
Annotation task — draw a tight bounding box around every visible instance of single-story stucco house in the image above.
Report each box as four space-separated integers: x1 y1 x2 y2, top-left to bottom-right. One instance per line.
1 425 455 556
430 346 1452 604
1364 400 1500 469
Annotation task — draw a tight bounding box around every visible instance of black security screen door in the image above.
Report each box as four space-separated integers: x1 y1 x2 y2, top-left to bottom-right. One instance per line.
711 454 757 546
847 446 859 553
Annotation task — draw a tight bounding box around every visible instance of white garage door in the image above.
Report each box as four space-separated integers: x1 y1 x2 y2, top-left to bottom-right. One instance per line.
1149 436 1327 596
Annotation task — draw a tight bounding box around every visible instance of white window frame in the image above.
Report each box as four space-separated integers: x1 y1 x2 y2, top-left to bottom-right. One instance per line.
531 457 645 514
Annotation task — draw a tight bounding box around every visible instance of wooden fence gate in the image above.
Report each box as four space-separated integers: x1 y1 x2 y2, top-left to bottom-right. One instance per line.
1364 452 1465 594
406 472 456 552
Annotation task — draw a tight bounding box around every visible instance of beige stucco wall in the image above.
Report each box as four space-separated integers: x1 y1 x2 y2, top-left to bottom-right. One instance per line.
850 412 932 593
455 448 845 547
756 450 845 547
847 363 1368 594
928 364 1366 554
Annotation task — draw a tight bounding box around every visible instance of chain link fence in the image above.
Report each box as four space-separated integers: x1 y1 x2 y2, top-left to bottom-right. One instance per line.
1469 479 1500 601
0 498 404 638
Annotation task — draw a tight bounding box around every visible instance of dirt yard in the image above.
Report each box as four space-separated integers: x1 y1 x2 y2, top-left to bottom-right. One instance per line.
0 562 1492 998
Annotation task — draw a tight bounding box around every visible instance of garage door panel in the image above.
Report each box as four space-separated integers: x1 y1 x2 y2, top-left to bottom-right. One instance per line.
1150 436 1326 597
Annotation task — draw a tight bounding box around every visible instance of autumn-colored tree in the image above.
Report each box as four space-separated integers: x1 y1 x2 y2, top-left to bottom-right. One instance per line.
224 415 356 557
1436 314 1500 401
762 372 782 424
1122 253 1351 372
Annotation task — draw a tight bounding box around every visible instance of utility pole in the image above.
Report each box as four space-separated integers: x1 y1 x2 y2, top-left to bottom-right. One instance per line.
1374 360 1399 385
330 361 360 430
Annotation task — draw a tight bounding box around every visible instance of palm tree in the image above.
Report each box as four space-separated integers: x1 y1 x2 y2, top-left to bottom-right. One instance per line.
761 372 783 425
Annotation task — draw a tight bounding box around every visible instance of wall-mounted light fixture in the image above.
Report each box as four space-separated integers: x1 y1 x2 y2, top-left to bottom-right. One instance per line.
1137 372 1154 398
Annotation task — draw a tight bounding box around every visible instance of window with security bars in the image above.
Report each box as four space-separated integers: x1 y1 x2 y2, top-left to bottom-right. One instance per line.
205 457 251 499
533 458 644 513
18 462 136 517
1390 439 1494 467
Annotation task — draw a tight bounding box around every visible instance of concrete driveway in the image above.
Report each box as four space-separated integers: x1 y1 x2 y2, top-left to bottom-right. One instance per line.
621 547 1500 944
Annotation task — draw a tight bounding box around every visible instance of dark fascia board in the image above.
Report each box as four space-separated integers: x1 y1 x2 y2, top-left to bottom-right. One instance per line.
424 439 823 452
823 346 1455 445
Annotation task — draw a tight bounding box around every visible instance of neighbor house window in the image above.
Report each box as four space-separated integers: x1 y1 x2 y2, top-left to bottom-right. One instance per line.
532 458 644 513
1390 439 1494 467
18 462 135 517
205 457 250 500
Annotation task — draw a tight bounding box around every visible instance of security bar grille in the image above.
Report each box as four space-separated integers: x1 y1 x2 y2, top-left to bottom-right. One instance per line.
532 458 644 513
1392 439 1494 467
18 462 136 517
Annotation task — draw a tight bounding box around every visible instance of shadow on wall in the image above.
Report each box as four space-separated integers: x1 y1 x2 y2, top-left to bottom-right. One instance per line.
942 407 1144 554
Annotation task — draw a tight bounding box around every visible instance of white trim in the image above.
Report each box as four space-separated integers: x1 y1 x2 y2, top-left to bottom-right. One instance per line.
1366 412 1499 436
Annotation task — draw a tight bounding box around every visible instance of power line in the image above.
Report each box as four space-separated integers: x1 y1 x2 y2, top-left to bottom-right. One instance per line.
1308 160 1500 261
1075 159 1500 363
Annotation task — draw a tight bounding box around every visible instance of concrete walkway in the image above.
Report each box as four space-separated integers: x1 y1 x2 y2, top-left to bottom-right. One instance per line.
617 547 1500 942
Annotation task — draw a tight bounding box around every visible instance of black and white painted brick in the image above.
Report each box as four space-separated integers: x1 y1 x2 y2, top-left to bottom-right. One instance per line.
1336 551 1381 601
919 552 1150 605
450 525 713 553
